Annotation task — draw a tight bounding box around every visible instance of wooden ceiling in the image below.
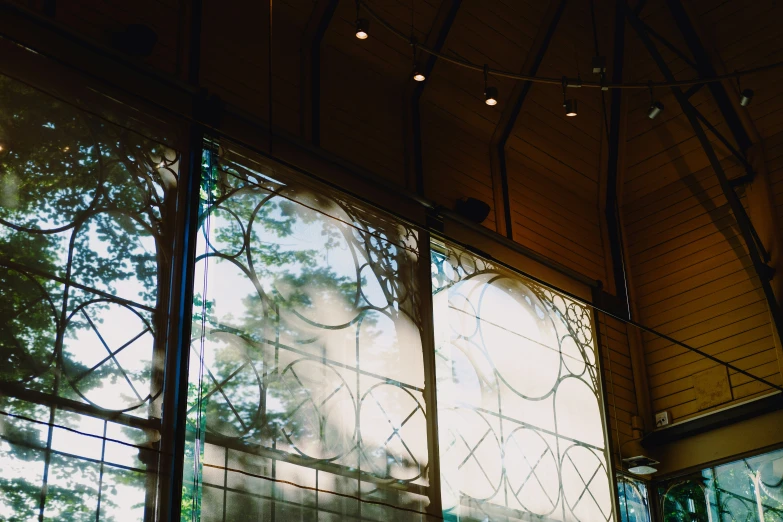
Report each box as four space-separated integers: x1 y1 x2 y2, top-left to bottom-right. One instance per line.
6 0 783 435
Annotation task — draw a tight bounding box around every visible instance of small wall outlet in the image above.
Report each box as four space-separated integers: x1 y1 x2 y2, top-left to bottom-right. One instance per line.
655 411 670 428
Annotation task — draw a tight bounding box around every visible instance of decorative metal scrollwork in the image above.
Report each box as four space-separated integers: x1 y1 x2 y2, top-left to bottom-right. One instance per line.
188 144 429 512
0 74 179 519
432 244 612 521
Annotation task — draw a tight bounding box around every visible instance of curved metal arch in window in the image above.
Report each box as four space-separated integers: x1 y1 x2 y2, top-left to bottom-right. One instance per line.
431 243 613 521
0 71 182 521
185 142 431 520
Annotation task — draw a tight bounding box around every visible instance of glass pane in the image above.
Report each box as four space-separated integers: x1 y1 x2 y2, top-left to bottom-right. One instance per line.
659 480 710 521
0 69 180 520
660 447 783 522
617 475 650 522
185 143 430 521
431 243 614 521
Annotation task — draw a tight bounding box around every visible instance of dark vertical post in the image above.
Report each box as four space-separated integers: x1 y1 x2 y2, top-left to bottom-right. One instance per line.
158 0 204 519
158 124 204 522
417 233 443 519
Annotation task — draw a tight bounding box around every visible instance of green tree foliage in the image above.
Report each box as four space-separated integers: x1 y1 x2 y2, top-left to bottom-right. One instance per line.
0 74 175 521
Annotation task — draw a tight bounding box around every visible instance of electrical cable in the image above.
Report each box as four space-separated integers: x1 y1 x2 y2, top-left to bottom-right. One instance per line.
358 0 783 90
589 0 611 141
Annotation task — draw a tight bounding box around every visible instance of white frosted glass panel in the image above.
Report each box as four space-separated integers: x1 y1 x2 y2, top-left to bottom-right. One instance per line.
431 244 613 522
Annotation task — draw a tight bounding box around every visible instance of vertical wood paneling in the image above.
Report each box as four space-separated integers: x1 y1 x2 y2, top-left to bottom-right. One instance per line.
597 313 638 466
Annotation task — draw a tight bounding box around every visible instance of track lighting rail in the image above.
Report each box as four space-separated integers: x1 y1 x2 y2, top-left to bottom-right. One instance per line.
357 0 783 90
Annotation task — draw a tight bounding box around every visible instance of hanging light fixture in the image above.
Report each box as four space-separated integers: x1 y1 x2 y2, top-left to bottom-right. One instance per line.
410 39 425 81
409 1 424 81
564 99 578 117
647 83 664 119
623 455 660 476
740 88 754 107
355 18 369 40
484 65 498 106
562 78 577 116
647 101 664 119
736 74 753 107
355 0 368 40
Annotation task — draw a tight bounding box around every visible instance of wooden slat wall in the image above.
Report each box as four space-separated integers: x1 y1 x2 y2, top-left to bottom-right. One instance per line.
621 0 781 423
694 0 783 311
504 0 610 284
597 312 638 467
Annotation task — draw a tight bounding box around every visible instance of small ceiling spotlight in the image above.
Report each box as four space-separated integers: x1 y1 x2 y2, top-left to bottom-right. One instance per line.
485 87 499 106
562 78 577 117
740 88 754 107
410 40 425 81
648 100 664 119
736 74 754 107
564 99 578 117
623 455 660 475
484 64 498 106
647 84 664 119
355 18 369 40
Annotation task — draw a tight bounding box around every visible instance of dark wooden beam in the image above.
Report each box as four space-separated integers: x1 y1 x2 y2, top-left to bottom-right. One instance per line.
300 0 339 146
402 0 462 194
488 0 566 239
664 0 752 154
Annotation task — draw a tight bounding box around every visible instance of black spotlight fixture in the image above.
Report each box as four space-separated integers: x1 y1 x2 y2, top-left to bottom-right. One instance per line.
564 99 578 117
562 78 577 117
109 24 158 57
355 0 369 40
411 41 425 81
455 197 491 224
485 87 499 106
647 83 664 119
648 100 664 119
484 65 498 106
355 18 369 40
736 74 754 107
740 88 754 107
